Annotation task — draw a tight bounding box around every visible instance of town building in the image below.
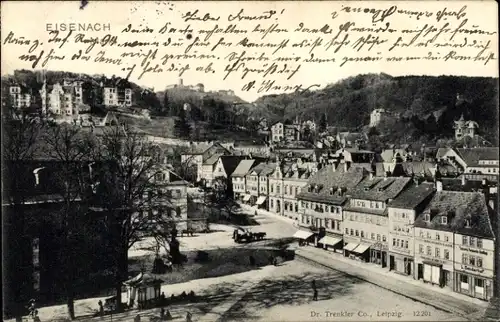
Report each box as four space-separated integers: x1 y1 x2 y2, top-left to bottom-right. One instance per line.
180 142 231 184
212 155 248 197
343 175 412 266
296 163 367 251
387 182 435 277
414 189 495 300
284 124 301 142
436 147 499 176
231 159 257 201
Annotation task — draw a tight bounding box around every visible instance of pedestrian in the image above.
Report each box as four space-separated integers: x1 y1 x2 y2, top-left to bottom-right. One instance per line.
186 311 192 322
165 309 173 320
160 292 166 305
311 279 317 291
161 307 165 319
134 314 141 322
98 300 104 316
313 288 318 301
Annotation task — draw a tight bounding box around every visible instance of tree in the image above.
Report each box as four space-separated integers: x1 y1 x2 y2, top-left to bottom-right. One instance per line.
42 123 97 320
174 108 192 139
162 91 171 116
92 125 176 312
2 111 43 321
319 113 327 133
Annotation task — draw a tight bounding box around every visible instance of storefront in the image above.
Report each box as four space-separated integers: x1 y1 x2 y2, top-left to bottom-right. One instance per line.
454 270 494 301
242 194 251 204
318 235 343 253
344 242 370 262
389 252 414 276
415 257 453 289
255 196 268 210
370 242 388 268
293 230 315 246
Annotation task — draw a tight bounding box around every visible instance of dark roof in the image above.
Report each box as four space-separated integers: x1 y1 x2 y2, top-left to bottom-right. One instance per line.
349 176 412 202
414 191 495 239
297 165 367 205
456 148 499 166
396 162 436 178
219 156 247 177
231 159 256 177
388 182 435 209
441 178 488 192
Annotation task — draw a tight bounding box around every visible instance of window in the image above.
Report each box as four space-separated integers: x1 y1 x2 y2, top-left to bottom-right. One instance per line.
405 240 408 249
461 275 469 283
361 231 364 238
355 230 359 237
396 239 400 247
325 220 330 229
424 214 430 221
371 233 375 240
377 234 381 241
475 279 484 287
435 248 440 258
331 206 335 212
477 258 483 267
419 231 424 238
350 229 354 236
469 256 476 266
469 237 476 247
393 238 396 246
382 235 386 242
462 236 468 245
441 216 447 224
444 249 449 259
426 246 431 256
436 233 440 241
462 254 468 264
445 235 449 242
345 228 349 234
477 239 483 248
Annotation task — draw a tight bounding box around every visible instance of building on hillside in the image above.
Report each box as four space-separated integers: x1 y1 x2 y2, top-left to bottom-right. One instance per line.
343 175 412 266
454 114 479 140
284 124 301 142
333 147 375 165
231 159 257 201
370 108 389 127
387 182 435 277
232 142 271 157
336 132 368 148
302 120 317 132
102 78 133 107
414 189 495 300
39 79 84 116
8 81 32 109
296 163 367 251
270 122 284 142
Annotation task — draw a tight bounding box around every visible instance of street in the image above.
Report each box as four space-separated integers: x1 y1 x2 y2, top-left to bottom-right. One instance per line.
10 205 487 322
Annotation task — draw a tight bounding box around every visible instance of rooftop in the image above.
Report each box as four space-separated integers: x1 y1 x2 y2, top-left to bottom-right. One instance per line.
349 176 412 202
414 191 495 239
388 182 435 209
231 159 256 177
456 148 499 166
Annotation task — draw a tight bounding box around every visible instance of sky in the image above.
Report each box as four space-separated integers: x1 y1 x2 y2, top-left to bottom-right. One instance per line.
1 1 498 102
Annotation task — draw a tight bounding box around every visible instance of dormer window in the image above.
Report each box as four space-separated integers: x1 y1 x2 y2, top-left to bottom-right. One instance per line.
33 167 45 186
441 216 447 224
465 218 471 228
329 188 334 195
423 214 430 222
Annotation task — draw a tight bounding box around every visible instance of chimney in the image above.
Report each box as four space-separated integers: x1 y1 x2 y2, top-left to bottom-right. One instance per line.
436 180 443 192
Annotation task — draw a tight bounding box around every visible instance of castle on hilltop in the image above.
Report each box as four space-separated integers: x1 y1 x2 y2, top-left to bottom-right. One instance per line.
165 79 235 96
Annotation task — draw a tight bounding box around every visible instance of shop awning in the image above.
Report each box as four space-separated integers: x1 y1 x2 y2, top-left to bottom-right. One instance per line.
343 243 359 252
293 230 314 240
318 236 342 247
256 196 267 205
243 194 251 202
352 243 371 254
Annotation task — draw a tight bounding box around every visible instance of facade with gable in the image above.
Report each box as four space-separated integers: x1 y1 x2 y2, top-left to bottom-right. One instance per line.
296 163 367 251
343 175 412 266
387 182 436 277
281 162 313 220
454 114 479 140
8 81 32 109
231 159 257 201
414 188 495 300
